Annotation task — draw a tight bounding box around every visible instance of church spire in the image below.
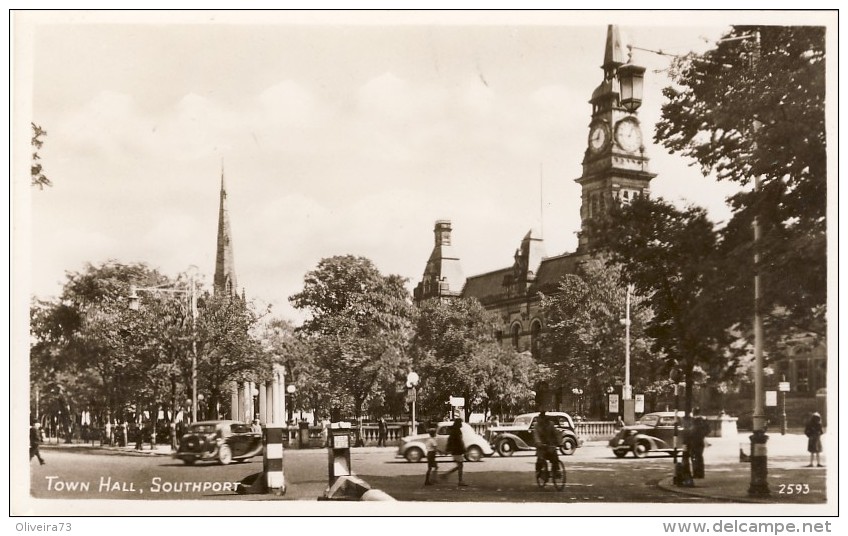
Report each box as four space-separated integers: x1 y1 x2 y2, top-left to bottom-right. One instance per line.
603 24 625 78
214 163 238 296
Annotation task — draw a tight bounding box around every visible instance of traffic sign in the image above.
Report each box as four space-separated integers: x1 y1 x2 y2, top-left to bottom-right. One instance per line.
778 382 790 392
765 390 777 407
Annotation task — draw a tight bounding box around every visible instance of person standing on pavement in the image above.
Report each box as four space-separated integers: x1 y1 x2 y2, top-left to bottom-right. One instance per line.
377 417 388 447
424 428 438 485
251 419 262 433
689 408 710 478
30 423 46 465
441 418 468 486
804 412 824 467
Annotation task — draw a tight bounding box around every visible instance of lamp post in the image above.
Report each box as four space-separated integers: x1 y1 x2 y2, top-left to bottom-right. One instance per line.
571 388 583 416
197 394 205 421
286 384 296 424
406 371 420 435
129 266 199 422
620 283 635 401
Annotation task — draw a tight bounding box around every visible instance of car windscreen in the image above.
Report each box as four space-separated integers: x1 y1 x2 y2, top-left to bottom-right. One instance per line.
188 424 217 434
513 416 532 426
231 424 252 434
638 415 660 426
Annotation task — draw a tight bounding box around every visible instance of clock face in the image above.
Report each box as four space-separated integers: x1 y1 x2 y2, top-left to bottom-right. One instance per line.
588 124 609 152
615 119 643 152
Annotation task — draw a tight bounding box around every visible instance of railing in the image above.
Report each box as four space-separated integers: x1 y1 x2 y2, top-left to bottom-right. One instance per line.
575 420 617 440
277 420 620 448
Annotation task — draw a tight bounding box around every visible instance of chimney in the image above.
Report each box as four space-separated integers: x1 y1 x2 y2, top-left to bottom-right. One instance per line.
434 220 452 246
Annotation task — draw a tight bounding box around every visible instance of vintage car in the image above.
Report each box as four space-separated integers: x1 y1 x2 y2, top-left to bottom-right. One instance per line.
608 411 685 458
488 412 583 457
174 420 263 465
397 421 494 463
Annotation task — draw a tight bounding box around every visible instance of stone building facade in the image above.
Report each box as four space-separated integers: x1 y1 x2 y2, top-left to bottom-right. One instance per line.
413 25 656 410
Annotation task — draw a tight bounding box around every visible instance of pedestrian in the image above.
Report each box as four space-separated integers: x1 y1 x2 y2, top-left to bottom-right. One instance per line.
804 412 824 467
615 415 625 429
689 408 710 479
251 418 262 433
377 417 388 447
440 418 468 487
424 428 438 486
30 423 45 465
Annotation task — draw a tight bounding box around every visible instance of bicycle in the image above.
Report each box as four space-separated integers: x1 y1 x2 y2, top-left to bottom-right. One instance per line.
535 454 566 490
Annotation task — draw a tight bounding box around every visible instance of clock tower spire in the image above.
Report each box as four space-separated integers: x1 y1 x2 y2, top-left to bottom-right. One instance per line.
576 25 656 253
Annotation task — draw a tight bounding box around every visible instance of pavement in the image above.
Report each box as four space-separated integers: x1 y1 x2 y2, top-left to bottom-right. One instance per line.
655 433 828 504
41 432 828 503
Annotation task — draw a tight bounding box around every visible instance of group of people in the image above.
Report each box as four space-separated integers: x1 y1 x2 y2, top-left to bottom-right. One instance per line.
423 418 468 487
422 413 564 488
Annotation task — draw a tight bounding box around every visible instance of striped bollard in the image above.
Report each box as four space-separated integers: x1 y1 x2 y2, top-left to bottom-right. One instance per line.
264 425 286 495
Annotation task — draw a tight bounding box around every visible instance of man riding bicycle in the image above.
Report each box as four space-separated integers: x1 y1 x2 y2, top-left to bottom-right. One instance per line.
534 411 562 479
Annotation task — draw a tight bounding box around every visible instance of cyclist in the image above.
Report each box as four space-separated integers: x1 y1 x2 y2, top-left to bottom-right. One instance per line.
534 412 562 480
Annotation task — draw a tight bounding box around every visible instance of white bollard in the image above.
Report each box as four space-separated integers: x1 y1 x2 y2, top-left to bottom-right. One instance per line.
264 425 286 495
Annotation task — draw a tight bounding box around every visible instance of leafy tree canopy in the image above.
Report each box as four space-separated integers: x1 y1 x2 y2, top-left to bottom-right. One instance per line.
587 197 733 413
539 261 660 415
289 255 415 420
657 25 826 337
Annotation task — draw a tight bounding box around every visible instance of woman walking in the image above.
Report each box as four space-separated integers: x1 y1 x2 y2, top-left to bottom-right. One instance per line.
804 412 824 467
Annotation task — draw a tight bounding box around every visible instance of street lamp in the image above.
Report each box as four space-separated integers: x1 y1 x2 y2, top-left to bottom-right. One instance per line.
571 388 584 416
620 283 635 401
286 384 296 423
617 61 646 113
197 394 205 420
128 266 199 422
406 371 420 435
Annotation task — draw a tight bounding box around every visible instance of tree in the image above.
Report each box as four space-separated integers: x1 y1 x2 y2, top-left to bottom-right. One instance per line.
195 292 270 419
539 261 659 418
260 318 328 423
31 123 51 189
411 298 538 421
290 255 415 422
30 262 169 431
656 25 826 339
586 197 732 415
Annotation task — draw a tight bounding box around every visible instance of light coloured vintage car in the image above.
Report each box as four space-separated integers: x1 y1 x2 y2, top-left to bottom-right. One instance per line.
174 420 263 465
397 421 494 463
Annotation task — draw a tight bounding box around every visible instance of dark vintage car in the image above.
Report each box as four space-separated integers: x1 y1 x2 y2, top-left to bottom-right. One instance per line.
174 420 263 465
488 412 583 457
608 411 685 458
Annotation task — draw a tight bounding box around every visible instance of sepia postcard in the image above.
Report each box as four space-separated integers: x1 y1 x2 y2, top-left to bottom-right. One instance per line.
10 8 838 528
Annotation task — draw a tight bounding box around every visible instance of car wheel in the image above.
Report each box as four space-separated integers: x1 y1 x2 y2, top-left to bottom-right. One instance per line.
404 447 424 463
183 458 196 466
632 442 649 459
559 438 576 456
613 449 628 458
496 439 516 457
218 445 233 465
465 446 483 462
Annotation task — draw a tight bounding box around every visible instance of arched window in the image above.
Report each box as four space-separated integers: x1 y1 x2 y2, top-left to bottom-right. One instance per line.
530 320 542 358
511 324 521 350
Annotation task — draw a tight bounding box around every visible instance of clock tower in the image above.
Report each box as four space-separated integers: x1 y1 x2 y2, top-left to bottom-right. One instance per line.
576 25 656 252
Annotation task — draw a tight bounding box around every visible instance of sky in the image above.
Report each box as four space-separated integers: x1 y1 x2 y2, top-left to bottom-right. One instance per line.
15 10 827 323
